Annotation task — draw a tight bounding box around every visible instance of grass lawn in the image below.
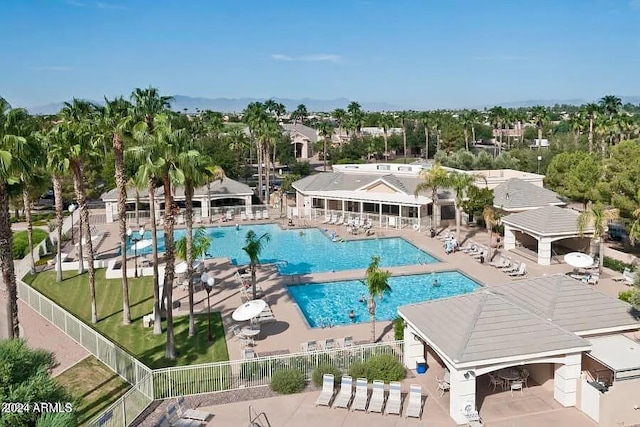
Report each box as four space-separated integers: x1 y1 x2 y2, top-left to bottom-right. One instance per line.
27 270 229 368
56 356 131 426
13 228 49 259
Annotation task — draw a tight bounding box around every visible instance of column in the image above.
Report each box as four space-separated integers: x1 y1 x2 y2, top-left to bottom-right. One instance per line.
201 198 209 219
398 203 402 229
554 353 581 406
105 202 114 223
379 202 383 228
324 198 328 216
402 325 424 371
359 201 363 219
538 237 552 266
503 225 516 250
449 368 477 425
417 205 421 228
341 200 345 218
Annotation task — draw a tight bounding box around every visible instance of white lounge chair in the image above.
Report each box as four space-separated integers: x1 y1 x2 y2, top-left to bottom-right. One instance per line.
226 211 233 221
322 215 331 224
367 380 385 413
247 211 254 220
503 261 520 273
385 381 402 416
255 210 262 220
315 374 335 407
508 263 527 277
329 215 337 224
489 254 506 268
342 336 353 348
166 404 202 427
240 211 247 221
351 378 369 412
323 338 336 350
301 340 318 352
333 376 354 409
463 404 484 427
405 384 423 419
262 209 269 219
176 397 211 422
335 216 344 226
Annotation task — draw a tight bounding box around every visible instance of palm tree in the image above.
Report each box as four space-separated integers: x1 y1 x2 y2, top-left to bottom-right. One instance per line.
379 113 395 161
291 104 308 124
360 256 391 343
448 172 479 242
488 106 507 154
347 102 364 138
131 87 173 131
419 111 432 159
529 106 549 148
629 193 640 246
599 95 622 119
397 111 409 163
243 102 269 201
414 164 449 229
316 121 333 171
332 108 347 144
578 202 619 274
242 230 271 300
581 103 601 153
483 206 500 262
0 96 28 339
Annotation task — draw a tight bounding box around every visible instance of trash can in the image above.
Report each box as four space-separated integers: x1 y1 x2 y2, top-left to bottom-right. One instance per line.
416 356 426 374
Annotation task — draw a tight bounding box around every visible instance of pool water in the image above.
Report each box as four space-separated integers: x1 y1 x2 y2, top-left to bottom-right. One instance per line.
287 271 480 327
127 224 437 275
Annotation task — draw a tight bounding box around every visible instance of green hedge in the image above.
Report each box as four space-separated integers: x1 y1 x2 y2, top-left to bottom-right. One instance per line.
603 256 636 273
270 368 305 394
394 317 404 340
12 229 49 259
347 354 406 383
619 290 634 303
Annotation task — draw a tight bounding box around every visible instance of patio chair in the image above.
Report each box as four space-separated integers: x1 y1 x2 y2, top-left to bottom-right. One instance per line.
436 377 450 397
488 373 505 391
405 384 423 419
351 378 369 412
463 404 484 427
508 263 527 277
322 215 331 224
166 404 203 427
520 369 530 388
262 209 269 219
333 376 354 409
176 397 211 422
502 261 520 273
510 380 524 396
587 273 600 285
255 210 262 220
247 211 254 220
323 338 336 350
315 374 335 407
329 215 337 224
335 216 344 226
242 348 256 359
367 380 385 413
301 340 318 352
461 242 477 253
240 211 247 221
226 211 233 221
342 336 353 348
385 381 402 416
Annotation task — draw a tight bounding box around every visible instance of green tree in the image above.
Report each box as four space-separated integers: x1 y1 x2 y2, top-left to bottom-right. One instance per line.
580 103 601 153
577 203 619 274
544 152 600 207
414 164 450 229
529 105 550 146
175 227 212 261
360 256 391 343
599 140 640 217
242 230 271 300
483 206 500 261
317 121 333 171
461 186 494 223
448 172 481 242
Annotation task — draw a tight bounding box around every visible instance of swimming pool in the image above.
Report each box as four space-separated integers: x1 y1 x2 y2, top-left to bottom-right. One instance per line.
128 224 437 275
287 271 480 327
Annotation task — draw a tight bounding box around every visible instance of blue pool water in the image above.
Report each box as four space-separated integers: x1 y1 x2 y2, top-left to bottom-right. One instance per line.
288 271 480 327
128 224 437 275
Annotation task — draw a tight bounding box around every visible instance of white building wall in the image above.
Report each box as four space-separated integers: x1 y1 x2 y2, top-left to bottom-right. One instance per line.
402 325 424 370
449 368 477 425
554 353 582 406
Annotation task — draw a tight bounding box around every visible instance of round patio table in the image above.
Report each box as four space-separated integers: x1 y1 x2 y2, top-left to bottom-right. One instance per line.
241 327 260 338
498 369 520 382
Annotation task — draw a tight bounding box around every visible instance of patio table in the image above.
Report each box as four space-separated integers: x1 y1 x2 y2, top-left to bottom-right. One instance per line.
498 369 521 384
241 327 260 338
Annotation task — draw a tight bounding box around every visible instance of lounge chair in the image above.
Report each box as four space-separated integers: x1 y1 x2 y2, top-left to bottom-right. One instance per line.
315 374 335 406
342 336 353 348
405 384 423 419
323 338 336 350
351 378 369 411
176 397 211 422
322 215 331 224
489 254 506 268
333 376 354 409
335 216 344 226
301 340 318 352
508 263 527 277
255 211 262 220
502 261 520 273
587 273 600 285
166 404 203 427
226 211 233 221
385 381 402 416
241 211 247 221
367 380 385 413
262 209 269 219
247 211 254 220
510 380 524 396
463 405 484 427
329 215 337 224
242 348 256 359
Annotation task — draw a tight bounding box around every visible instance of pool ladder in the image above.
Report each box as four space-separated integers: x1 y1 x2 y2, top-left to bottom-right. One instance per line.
248 406 271 427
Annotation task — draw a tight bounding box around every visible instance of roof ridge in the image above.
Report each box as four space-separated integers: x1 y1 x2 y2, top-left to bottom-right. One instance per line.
455 292 488 361
545 276 561 320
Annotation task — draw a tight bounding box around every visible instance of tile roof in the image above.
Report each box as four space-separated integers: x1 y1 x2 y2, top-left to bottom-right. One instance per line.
501 205 594 236
493 178 565 211
282 123 318 142
491 275 640 334
101 177 253 201
399 289 589 366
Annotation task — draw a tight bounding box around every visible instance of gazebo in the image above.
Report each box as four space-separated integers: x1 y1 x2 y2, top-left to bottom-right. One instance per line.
399 275 640 425
501 205 595 265
492 178 566 212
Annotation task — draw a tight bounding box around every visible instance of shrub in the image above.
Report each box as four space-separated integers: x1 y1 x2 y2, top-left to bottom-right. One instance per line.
604 256 635 273
12 229 49 259
347 361 367 379
393 316 404 341
311 364 342 387
270 368 305 394
619 290 634 303
364 354 406 383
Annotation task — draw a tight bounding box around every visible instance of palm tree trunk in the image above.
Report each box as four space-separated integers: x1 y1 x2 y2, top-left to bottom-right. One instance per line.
424 125 429 159
264 144 271 207
207 180 212 224
487 228 493 262
471 125 476 145
148 181 162 335
402 125 408 164
256 140 263 201
588 118 594 153
599 238 605 274
134 188 140 226
72 163 98 324
368 297 376 343
251 261 257 300
323 138 328 171
455 205 461 243
162 177 176 360
185 183 196 337
53 175 63 282
114 132 131 325
464 129 469 151
22 187 36 274
0 181 19 338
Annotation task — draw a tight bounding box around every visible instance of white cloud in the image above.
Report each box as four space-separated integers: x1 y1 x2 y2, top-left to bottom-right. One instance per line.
271 53 342 63
96 2 128 10
31 66 74 72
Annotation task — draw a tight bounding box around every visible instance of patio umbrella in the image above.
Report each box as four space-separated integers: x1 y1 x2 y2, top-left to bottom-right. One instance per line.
175 261 202 274
131 239 153 251
564 252 594 269
232 299 267 322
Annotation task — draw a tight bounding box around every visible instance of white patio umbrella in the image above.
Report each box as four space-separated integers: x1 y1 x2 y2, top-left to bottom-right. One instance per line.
131 239 153 251
232 299 267 322
175 261 202 274
564 252 594 269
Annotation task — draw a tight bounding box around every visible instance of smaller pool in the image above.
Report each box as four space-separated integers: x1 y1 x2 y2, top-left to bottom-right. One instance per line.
288 271 480 328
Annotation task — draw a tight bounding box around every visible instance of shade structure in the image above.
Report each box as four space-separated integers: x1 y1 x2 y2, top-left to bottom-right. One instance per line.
232 299 267 321
131 239 153 251
564 252 594 269
175 261 202 274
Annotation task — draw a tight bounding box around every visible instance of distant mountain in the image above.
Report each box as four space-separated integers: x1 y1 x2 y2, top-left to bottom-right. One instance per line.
26 96 400 115
484 96 640 109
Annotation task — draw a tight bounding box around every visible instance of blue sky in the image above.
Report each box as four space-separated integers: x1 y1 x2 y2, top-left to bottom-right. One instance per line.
1 0 639 109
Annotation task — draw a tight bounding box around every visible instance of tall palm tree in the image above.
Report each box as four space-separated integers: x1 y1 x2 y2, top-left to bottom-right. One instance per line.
414 164 449 229
397 111 409 163
529 106 549 148
379 113 395 161
332 108 347 144
291 104 308 124
243 102 269 201
100 96 134 325
483 206 500 262
0 96 28 339
316 121 333 171
419 111 432 159
577 202 619 274
242 230 271 300
448 172 479 242
347 101 364 138
488 106 507 154
599 95 622 119
360 256 391 343
581 103 601 153
131 87 173 131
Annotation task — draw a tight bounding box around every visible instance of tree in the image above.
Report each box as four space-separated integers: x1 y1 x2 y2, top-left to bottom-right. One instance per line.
577 202 619 274
360 256 391 343
599 140 640 217
414 164 450 229
332 108 347 145
599 95 622 119
581 103 601 153
397 111 409 162
529 105 549 147
316 121 333 171
0 97 27 339
448 172 480 242
461 186 494 223
0 339 78 426
629 191 640 246
291 104 308 124
483 206 499 261
242 230 271 300
488 106 507 154
544 152 600 207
